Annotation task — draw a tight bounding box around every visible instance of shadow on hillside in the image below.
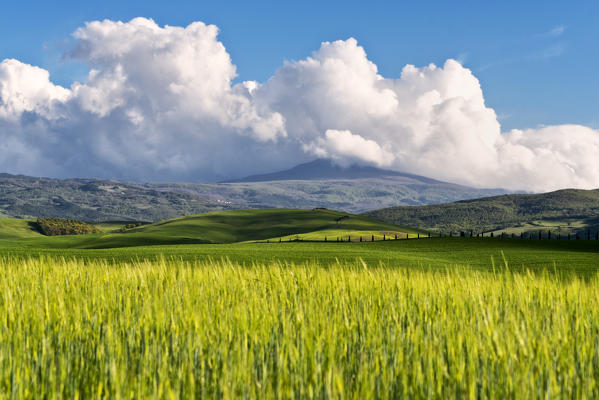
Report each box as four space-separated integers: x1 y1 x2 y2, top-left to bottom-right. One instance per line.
27 221 43 235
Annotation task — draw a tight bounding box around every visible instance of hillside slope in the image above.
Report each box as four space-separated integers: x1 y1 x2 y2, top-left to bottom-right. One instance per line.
365 189 599 234
149 178 507 213
127 208 413 244
2 209 414 249
0 174 226 221
0 218 43 239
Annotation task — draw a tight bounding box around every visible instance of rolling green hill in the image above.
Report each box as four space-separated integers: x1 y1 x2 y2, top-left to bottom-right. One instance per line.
0 209 416 249
365 189 599 234
125 209 417 243
2 210 599 275
0 218 42 239
0 218 133 240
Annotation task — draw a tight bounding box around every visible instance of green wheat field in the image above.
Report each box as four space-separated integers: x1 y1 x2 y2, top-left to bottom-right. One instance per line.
1 256 598 399
1 210 599 398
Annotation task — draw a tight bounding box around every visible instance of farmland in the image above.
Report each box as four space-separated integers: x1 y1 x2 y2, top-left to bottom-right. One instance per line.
1 238 599 275
1 257 599 398
1 209 599 397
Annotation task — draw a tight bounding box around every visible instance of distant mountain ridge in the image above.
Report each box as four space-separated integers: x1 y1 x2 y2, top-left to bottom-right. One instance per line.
150 161 506 213
221 159 442 184
0 161 508 221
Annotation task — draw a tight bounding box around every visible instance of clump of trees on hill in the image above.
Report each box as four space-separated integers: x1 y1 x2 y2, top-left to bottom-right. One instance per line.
119 222 144 232
335 215 350 225
36 217 100 236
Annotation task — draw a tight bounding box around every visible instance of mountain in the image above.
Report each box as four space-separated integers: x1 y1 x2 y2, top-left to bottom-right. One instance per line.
149 160 507 213
0 161 508 221
148 178 506 214
364 189 599 235
221 159 442 183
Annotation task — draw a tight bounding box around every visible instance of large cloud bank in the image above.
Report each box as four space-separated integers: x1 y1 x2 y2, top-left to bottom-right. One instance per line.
1 18 598 190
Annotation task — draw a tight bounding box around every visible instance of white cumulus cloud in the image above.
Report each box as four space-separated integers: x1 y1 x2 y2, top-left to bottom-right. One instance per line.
0 59 70 119
0 17 597 191
305 129 394 167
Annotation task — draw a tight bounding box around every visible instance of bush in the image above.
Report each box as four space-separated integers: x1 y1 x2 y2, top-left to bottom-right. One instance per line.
36 217 100 236
119 222 144 232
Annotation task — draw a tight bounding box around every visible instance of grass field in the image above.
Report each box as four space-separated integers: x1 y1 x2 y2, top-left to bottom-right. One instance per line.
2 208 599 397
1 238 599 275
1 209 598 276
488 218 592 236
0 218 41 239
1 256 598 398
0 209 420 249
92 221 137 233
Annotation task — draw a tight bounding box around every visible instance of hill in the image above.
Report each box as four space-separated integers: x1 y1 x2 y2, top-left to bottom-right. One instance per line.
364 189 599 234
147 179 506 214
0 218 42 239
0 173 226 221
0 209 416 249
0 162 507 221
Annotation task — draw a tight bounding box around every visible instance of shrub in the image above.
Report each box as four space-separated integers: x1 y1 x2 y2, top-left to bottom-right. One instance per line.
36 217 100 236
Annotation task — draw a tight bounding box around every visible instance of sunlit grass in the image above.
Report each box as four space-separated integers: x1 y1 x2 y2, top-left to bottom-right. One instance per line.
262 229 408 242
0 256 598 398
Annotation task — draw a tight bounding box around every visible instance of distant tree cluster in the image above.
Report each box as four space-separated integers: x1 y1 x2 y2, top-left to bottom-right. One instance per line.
335 215 350 224
36 217 100 236
119 222 144 232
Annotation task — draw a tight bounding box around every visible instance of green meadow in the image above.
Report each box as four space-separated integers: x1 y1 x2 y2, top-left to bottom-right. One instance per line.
2 238 599 275
0 209 419 248
1 209 599 398
1 209 598 273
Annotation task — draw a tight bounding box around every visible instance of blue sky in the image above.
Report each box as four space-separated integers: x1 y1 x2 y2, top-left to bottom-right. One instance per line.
1 1 598 189
1 0 597 132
